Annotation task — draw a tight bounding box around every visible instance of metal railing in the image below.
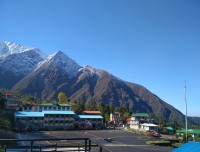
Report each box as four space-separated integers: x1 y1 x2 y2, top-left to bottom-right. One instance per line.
0 138 110 152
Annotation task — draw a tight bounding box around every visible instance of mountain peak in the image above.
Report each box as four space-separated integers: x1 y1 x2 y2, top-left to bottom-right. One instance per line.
36 50 81 78
48 50 65 59
0 41 46 59
79 65 104 76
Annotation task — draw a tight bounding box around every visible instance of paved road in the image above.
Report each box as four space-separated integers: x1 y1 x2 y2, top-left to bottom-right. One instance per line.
17 130 173 152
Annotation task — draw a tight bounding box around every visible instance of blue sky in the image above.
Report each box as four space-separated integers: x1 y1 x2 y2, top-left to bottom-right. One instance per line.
0 0 200 116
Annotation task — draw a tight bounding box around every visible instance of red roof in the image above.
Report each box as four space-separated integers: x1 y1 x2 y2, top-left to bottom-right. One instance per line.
126 117 131 122
3 93 19 99
83 111 101 114
24 102 38 106
6 104 19 107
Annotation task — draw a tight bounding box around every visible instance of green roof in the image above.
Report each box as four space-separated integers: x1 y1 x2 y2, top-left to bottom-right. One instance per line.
40 103 53 106
39 103 71 106
164 127 174 130
131 113 149 117
177 129 200 134
58 104 71 106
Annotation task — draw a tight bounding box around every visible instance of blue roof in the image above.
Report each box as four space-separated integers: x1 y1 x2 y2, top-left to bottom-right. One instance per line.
15 111 75 117
76 115 103 119
43 111 75 115
15 112 44 117
173 142 200 152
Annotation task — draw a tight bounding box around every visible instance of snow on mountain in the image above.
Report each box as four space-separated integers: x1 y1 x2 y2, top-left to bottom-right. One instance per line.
79 65 104 76
35 50 81 78
0 41 112 82
0 41 47 76
0 41 46 59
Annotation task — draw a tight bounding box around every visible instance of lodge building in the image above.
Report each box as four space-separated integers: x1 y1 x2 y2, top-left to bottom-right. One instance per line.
14 103 103 131
74 111 103 129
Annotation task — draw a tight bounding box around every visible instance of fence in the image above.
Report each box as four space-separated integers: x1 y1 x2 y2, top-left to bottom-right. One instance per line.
0 138 110 152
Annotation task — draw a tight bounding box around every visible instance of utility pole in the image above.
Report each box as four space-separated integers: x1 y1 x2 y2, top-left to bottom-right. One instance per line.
184 81 188 142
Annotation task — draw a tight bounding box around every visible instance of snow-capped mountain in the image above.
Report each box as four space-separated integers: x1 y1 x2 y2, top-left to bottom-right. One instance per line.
35 51 81 78
0 41 46 59
0 41 46 88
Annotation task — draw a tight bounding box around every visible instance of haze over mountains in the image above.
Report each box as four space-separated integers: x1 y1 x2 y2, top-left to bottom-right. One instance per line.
0 41 198 125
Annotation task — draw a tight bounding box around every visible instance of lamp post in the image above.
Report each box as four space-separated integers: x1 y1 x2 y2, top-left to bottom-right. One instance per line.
184 81 188 142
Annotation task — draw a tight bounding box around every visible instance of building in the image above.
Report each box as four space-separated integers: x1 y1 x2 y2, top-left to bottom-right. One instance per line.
39 103 71 111
74 110 103 129
140 123 159 132
163 126 175 135
22 103 72 112
129 113 149 129
14 103 75 131
14 104 104 131
3 93 22 111
22 102 38 111
177 129 200 141
109 112 123 126
128 113 158 132
74 115 103 129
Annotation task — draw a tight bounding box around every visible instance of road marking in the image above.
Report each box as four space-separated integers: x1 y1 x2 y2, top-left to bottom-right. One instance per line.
105 144 151 147
84 132 104 140
45 140 53 144
105 144 171 151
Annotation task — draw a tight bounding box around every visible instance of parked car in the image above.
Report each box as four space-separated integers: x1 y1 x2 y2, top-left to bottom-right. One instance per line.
148 130 161 137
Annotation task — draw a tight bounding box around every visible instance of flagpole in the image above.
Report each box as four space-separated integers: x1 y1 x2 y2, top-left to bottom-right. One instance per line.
184 81 188 142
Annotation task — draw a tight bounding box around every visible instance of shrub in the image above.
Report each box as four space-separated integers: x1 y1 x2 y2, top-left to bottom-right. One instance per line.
146 140 171 146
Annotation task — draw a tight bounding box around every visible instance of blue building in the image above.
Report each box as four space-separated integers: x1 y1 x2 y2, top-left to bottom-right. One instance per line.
14 103 103 131
14 103 75 131
74 115 103 129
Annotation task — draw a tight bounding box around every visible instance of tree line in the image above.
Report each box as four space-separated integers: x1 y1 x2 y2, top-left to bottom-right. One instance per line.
72 98 131 123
